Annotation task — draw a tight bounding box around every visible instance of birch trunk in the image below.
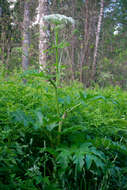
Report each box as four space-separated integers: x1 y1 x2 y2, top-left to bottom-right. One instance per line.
22 0 30 71
71 0 76 81
38 0 49 71
91 0 104 81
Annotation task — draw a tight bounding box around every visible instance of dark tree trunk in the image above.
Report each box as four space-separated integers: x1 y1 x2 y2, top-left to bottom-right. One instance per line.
80 0 98 87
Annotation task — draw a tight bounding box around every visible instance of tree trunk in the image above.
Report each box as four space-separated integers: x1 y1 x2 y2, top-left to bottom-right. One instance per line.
1 29 5 65
91 0 104 81
38 0 49 71
80 0 97 87
71 0 76 81
80 0 89 83
22 0 30 71
6 38 11 70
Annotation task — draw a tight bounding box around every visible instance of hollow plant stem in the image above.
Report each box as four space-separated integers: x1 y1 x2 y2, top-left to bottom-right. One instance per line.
55 28 59 88
54 28 63 144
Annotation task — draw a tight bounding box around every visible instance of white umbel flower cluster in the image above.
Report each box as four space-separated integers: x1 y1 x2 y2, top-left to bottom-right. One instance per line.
43 14 75 25
113 30 119 35
8 0 17 10
10 4 15 10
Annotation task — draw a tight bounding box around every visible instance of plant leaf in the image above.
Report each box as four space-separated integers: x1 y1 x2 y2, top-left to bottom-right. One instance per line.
86 154 92 169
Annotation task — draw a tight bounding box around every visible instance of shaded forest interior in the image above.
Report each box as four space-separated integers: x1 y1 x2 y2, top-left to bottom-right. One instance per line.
1 0 127 88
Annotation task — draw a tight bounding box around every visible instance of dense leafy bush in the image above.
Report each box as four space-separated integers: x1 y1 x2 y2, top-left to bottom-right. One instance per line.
0 71 127 189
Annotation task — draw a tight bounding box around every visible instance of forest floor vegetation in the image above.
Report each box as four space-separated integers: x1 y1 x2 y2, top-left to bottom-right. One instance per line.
0 71 127 190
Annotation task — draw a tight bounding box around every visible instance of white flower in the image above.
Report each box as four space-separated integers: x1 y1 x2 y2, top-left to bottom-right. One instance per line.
114 30 119 35
7 0 17 3
8 0 17 10
43 14 75 26
28 165 40 174
10 4 15 10
11 22 16 26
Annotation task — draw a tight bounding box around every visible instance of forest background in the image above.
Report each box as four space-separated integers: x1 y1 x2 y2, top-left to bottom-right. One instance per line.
1 0 127 88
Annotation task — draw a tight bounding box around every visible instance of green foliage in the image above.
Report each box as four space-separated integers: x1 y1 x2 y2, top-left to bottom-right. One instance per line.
0 71 127 189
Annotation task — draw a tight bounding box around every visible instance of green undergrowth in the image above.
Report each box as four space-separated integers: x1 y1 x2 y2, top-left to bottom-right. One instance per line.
0 72 127 190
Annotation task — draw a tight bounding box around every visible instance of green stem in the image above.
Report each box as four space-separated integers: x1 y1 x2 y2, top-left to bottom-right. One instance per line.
48 79 61 144
55 87 60 118
55 86 61 145
55 28 61 144
55 29 59 88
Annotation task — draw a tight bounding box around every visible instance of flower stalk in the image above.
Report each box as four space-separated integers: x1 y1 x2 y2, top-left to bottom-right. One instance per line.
43 14 75 144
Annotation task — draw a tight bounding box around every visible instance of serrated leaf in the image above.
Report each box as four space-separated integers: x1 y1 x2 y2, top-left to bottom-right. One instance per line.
56 148 72 169
72 151 84 171
90 147 105 160
86 154 92 169
91 95 106 101
62 125 85 135
90 155 104 170
11 110 30 127
34 110 43 127
80 142 92 150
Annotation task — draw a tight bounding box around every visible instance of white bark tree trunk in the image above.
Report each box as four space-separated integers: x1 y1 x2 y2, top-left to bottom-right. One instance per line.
91 0 104 80
38 0 49 71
